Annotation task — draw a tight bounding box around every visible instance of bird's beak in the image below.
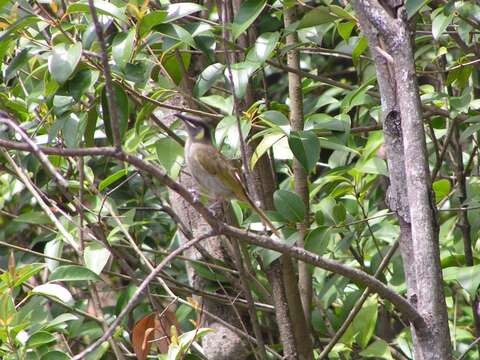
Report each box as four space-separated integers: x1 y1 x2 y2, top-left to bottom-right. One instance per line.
175 113 203 128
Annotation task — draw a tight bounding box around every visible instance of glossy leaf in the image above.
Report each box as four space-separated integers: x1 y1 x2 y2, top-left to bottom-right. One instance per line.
67 0 127 23
49 265 101 282
359 339 393 359
432 179 451 203
194 63 225 97
32 284 74 305
288 130 320 172
156 138 184 179
232 0 267 39
273 189 306 223
432 10 454 40
299 6 337 29
26 331 57 348
443 265 480 298
112 29 135 69
138 10 168 37
84 243 111 275
245 32 280 64
48 43 82 84
99 169 128 192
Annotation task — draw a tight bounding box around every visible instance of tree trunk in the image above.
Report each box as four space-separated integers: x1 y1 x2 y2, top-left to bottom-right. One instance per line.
352 1 452 359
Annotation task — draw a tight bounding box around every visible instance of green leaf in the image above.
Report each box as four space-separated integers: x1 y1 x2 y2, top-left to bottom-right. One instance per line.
45 239 63 272
68 69 100 100
45 313 79 330
41 350 71 360
99 169 128 192
166 3 204 23
190 263 228 282
0 292 15 325
359 339 393 359
200 95 233 115
432 11 454 40
48 42 82 84
450 86 472 113
62 113 87 148
49 265 101 282
432 179 451 203
355 157 388 176
337 21 355 42
251 132 285 169
288 130 320 172
162 49 192 83
0 16 40 43
215 115 251 151
232 0 267 39
67 0 127 23
333 203 346 223
309 113 350 132
32 284 74 305
138 10 168 37
84 243 111 275
225 61 256 100
156 137 184 179
14 212 51 225
260 110 289 127
273 189 306 223
85 107 98 147
85 341 110 360
245 32 280 64
406 0 433 18
443 265 480 298
179 328 213 350
101 83 129 145
299 6 337 29
26 331 57 348
11 264 45 289
341 79 374 113
305 228 330 255
329 5 356 21
194 63 225 97
112 29 135 70
319 138 359 154
352 36 368 64
341 295 378 348
5 48 29 82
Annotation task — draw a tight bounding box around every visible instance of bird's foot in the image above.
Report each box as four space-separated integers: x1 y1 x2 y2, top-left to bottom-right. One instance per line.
188 188 201 203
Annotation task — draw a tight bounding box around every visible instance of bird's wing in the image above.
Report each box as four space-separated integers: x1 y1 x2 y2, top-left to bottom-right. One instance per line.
194 146 248 201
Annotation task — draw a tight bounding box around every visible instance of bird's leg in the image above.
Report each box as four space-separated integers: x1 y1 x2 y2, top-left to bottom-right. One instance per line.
209 198 225 217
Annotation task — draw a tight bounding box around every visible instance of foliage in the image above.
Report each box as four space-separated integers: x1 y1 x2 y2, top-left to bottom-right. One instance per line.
0 0 480 359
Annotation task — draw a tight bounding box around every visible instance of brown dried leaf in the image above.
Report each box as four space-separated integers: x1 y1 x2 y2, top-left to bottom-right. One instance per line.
132 313 156 360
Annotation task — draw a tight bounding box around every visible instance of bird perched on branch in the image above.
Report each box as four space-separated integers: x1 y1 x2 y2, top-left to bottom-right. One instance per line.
175 113 280 237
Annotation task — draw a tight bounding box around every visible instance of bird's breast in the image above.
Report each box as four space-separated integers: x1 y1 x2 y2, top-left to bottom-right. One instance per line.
185 142 236 200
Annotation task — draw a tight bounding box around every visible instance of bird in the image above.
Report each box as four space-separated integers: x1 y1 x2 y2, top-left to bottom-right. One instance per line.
175 113 280 237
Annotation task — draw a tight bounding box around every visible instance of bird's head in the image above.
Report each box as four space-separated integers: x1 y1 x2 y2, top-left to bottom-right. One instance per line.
175 113 212 143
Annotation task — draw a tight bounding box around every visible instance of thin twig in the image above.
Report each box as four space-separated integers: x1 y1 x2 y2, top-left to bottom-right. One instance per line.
319 241 399 358
71 232 216 360
87 0 122 150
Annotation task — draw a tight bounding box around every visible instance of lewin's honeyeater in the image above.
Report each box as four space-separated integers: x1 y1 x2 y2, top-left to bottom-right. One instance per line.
176 113 280 237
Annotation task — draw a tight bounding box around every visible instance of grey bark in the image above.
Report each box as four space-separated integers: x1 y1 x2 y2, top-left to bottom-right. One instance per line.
352 1 452 359
165 95 250 360
283 4 313 332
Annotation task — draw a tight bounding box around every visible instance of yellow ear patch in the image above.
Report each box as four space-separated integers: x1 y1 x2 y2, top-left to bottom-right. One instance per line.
194 128 204 140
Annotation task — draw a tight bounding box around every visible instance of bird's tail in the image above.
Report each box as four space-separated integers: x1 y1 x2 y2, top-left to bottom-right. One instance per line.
243 192 282 239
